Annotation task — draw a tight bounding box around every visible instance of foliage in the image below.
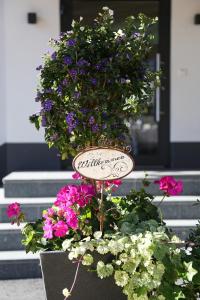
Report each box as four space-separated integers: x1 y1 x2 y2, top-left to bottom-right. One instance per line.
30 7 160 159
21 175 200 300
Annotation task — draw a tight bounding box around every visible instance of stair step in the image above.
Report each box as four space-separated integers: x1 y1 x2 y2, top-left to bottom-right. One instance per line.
3 171 200 197
153 196 200 219
165 219 198 240
0 251 41 279
0 223 25 251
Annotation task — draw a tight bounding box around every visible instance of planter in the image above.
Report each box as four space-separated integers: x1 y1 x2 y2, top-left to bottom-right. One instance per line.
40 251 126 300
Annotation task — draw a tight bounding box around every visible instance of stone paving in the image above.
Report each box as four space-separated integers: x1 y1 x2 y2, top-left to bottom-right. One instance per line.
0 279 45 300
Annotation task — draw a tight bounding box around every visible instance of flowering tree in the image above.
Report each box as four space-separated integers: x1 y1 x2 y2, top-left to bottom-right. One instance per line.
30 7 160 159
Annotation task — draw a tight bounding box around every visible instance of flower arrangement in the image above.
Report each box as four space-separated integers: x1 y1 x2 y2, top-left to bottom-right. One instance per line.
8 7 199 300
8 174 200 300
30 7 160 159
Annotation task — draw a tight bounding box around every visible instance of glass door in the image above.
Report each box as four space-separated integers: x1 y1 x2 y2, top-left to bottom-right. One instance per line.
60 0 170 168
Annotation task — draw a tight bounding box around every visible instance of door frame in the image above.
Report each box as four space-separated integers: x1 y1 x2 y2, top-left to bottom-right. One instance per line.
60 0 171 168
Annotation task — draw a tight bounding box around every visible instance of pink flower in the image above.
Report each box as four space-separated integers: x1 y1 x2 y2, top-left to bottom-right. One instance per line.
155 176 183 196
72 172 82 180
105 179 122 188
65 207 78 229
78 184 95 207
7 202 21 218
43 220 54 239
53 221 69 237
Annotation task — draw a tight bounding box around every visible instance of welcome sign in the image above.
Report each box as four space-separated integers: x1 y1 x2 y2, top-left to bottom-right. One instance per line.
73 147 134 181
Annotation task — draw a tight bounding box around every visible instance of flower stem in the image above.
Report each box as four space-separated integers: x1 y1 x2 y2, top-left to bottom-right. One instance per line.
64 257 82 300
157 194 166 207
99 181 105 233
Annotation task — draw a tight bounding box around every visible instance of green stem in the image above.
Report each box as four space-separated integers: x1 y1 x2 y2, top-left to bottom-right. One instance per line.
99 181 105 233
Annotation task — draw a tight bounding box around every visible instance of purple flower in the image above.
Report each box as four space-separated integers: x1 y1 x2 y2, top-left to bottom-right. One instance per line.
64 56 72 65
77 59 89 67
57 85 63 95
90 78 97 85
92 124 99 133
62 78 68 86
102 112 108 119
74 91 81 99
79 69 86 75
41 115 47 127
66 112 75 125
51 52 57 60
69 69 78 80
66 112 78 133
43 99 53 112
95 64 101 70
120 78 126 84
44 88 53 93
80 108 89 115
89 116 95 125
102 123 107 130
36 65 42 71
67 39 76 47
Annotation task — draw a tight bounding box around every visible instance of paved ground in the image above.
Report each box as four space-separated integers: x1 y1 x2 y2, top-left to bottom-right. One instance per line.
0 279 45 300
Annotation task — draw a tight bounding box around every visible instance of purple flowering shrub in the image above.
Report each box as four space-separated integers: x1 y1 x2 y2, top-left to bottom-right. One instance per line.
30 7 160 159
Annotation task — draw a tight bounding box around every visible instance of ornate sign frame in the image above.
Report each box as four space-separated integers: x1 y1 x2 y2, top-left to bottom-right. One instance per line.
72 146 134 181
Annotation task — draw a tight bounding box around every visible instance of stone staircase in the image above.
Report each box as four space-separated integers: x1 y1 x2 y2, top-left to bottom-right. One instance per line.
0 170 200 279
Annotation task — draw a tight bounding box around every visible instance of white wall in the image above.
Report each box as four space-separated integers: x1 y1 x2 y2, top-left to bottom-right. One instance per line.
0 0 6 145
171 0 200 142
4 0 60 143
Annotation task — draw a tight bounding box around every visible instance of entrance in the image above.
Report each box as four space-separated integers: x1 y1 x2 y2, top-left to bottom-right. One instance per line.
60 0 170 168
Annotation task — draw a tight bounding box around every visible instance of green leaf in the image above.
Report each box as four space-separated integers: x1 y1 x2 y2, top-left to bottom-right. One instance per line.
184 261 198 282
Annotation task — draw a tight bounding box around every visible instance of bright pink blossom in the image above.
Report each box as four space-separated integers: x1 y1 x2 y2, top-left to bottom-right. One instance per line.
55 184 95 208
72 172 82 180
53 221 69 237
65 207 78 229
7 202 21 218
43 220 53 239
154 176 183 196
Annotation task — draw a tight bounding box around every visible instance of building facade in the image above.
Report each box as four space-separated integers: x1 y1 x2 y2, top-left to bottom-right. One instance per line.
0 0 200 181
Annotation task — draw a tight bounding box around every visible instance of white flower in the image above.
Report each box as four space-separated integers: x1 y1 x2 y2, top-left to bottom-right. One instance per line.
62 238 73 251
71 20 75 27
185 247 192 256
102 7 114 16
80 27 85 31
82 254 93 266
62 288 71 298
80 16 83 21
97 261 114 279
114 270 129 287
94 231 102 239
114 29 125 39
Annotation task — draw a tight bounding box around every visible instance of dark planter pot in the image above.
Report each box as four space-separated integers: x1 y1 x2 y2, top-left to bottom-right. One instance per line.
40 251 126 300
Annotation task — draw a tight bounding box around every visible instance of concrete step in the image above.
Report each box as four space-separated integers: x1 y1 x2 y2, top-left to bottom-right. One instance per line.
0 251 41 279
153 196 200 219
0 196 199 223
0 279 45 300
0 223 24 251
3 171 200 197
165 219 199 241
